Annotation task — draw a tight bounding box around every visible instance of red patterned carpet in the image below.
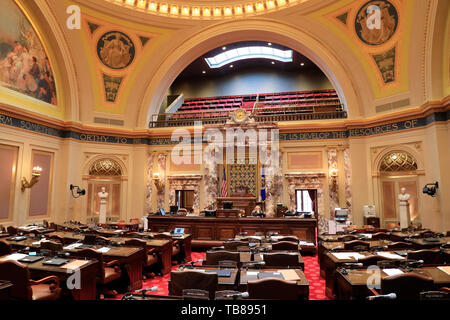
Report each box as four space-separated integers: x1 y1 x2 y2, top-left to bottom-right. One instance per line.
108 252 329 300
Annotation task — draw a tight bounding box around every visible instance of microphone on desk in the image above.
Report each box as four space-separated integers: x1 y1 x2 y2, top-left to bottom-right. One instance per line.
366 293 397 301
135 286 158 294
224 292 249 299
180 259 205 269
243 261 266 269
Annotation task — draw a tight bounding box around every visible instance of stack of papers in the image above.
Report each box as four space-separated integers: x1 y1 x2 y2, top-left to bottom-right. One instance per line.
62 260 89 270
0 253 27 261
96 247 111 253
376 252 405 260
359 233 373 239
331 252 365 260
383 269 404 276
64 243 83 250
437 266 450 276
278 269 300 281
299 241 314 246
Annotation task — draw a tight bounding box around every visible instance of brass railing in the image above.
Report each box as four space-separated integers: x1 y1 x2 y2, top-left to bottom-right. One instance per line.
149 103 347 128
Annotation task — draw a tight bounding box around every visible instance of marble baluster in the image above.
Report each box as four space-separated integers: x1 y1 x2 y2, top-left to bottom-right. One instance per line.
157 153 166 209
343 148 353 221
145 153 153 213
327 148 339 220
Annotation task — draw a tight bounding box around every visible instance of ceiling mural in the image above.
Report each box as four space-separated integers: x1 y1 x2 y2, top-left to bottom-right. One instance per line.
312 0 411 99
0 0 57 106
75 0 176 115
354 0 398 46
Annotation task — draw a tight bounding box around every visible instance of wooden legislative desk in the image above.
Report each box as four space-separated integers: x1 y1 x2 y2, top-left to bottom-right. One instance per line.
147 215 317 247
335 266 450 300
216 196 256 217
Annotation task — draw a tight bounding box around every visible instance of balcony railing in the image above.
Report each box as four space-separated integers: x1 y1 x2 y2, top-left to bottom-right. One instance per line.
149 103 347 128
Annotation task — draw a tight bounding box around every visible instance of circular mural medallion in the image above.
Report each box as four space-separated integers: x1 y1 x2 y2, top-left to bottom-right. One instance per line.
355 0 398 46
97 31 135 69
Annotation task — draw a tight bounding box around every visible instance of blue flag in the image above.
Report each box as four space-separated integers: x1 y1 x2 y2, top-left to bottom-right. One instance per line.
260 166 266 201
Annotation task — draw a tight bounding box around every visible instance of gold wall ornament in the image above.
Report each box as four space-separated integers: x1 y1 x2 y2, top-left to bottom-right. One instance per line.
97 31 135 70
21 166 42 191
89 159 122 176
379 152 417 172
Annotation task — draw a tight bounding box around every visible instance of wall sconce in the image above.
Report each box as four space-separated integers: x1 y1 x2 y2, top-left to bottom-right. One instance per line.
153 173 164 192
21 166 42 191
329 167 338 193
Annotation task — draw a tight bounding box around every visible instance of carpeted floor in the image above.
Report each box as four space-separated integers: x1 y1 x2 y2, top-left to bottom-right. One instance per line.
108 252 329 300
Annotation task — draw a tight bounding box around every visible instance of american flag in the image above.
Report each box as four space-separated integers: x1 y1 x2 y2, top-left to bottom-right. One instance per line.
221 168 228 197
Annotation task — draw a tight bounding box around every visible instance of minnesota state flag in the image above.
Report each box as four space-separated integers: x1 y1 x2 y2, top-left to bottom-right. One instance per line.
260 166 266 201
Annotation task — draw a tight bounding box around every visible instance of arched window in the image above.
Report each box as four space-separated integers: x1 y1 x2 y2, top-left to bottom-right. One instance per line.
379 152 418 172
89 159 122 176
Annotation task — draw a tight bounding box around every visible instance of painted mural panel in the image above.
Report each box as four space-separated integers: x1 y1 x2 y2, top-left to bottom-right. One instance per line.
0 0 57 105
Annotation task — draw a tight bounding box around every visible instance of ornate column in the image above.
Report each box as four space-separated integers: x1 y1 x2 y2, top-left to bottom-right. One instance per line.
145 153 154 214
327 148 339 220
343 148 353 221
156 153 167 209
265 147 282 217
204 147 218 210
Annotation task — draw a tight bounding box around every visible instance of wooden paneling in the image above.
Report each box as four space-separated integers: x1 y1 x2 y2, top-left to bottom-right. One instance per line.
0 145 17 221
29 150 53 217
382 181 396 219
147 216 317 246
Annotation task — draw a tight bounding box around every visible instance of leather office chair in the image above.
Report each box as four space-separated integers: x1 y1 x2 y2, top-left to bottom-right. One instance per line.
387 242 413 250
223 240 249 251
124 239 158 278
262 253 301 268
181 289 210 300
48 234 65 244
0 240 12 256
74 248 122 299
358 255 392 266
370 232 392 240
153 233 181 262
170 270 218 300
447 231 450 237
407 249 444 265
7 226 18 235
0 260 61 300
95 236 110 246
271 241 299 251
247 278 300 300
339 235 358 242
0 225 5 233
344 240 370 251
275 236 299 243
43 220 49 228
205 250 240 266
380 273 434 300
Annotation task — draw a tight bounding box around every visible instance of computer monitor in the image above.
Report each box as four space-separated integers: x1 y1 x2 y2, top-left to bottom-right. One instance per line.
170 205 179 214
173 228 184 234
160 208 166 216
223 201 233 209
83 234 97 245
205 210 216 217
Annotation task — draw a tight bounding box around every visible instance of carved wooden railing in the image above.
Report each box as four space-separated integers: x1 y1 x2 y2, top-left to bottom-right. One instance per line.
149 103 347 128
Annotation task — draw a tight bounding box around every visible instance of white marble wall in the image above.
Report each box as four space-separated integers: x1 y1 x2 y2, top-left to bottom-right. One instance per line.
204 147 218 210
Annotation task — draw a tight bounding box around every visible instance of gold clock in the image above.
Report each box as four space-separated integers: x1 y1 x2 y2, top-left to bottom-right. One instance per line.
233 108 248 123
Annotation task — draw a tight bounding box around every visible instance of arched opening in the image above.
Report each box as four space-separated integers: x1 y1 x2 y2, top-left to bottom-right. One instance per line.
138 20 367 127
153 40 344 127
85 158 124 223
378 151 420 227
